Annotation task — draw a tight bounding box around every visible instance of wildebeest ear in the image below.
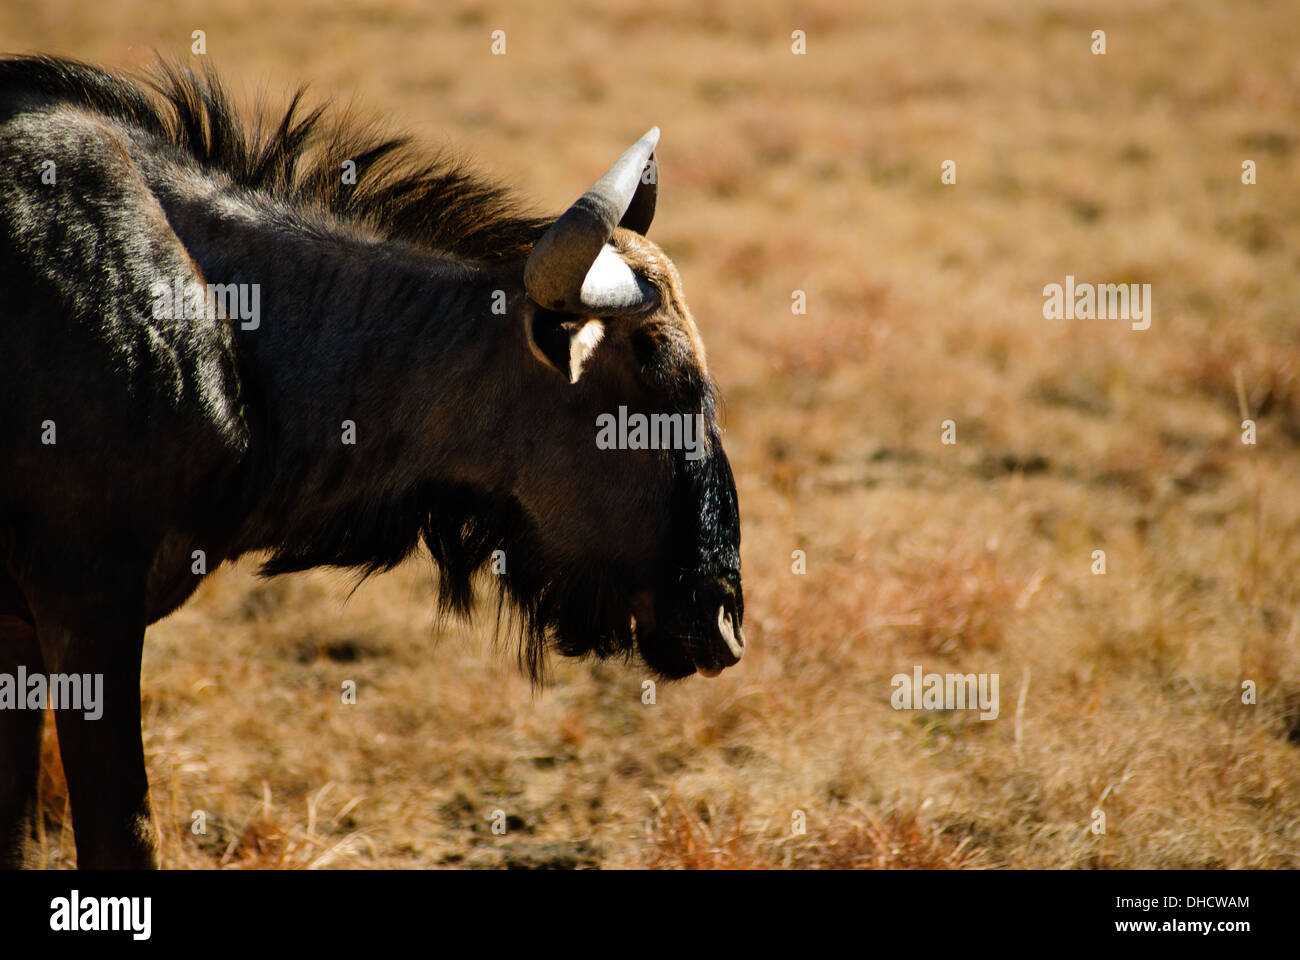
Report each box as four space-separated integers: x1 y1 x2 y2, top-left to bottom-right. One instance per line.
526 309 606 384
618 153 656 236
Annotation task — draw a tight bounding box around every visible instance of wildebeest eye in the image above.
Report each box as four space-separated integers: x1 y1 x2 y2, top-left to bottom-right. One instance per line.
631 328 660 370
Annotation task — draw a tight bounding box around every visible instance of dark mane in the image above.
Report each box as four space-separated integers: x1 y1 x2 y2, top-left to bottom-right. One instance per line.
259 480 640 683
0 54 550 259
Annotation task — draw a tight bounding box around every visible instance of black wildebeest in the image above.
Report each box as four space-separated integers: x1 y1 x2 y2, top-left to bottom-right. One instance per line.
0 56 745 869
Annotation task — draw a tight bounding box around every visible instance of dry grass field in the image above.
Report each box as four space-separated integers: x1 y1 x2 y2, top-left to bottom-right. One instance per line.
5 0 1299 868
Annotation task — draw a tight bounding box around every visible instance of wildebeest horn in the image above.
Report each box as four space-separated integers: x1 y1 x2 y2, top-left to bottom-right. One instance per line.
525 127 660 316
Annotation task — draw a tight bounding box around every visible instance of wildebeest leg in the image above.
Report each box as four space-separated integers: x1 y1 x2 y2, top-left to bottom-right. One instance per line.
0 573 43 869
31 587 157 869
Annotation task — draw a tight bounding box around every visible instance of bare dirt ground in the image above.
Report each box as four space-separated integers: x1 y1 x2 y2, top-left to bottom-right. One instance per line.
5 0 1299 868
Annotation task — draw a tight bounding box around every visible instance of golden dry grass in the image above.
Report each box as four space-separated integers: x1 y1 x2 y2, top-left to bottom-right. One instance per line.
5 0 1300 868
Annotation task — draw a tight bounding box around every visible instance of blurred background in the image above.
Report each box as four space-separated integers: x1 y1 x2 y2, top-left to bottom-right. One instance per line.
7 0 1299 867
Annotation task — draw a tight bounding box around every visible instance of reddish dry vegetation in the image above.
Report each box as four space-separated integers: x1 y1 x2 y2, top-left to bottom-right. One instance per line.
7 0 1300 868
646 797 985 869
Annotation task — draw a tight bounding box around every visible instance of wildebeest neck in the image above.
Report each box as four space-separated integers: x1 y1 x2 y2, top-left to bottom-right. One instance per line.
157 192 525 566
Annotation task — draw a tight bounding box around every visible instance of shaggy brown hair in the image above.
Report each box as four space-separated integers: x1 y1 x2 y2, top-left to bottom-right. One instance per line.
0 53 550 259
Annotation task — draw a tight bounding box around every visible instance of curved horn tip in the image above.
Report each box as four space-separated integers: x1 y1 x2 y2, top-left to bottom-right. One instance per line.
524 126 664 314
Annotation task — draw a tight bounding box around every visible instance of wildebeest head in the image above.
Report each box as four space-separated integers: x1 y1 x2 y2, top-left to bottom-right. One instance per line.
499 129 745 681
